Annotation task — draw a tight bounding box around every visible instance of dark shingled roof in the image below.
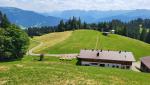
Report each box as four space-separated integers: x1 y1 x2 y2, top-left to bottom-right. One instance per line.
141 56 150 69
77 50 136 62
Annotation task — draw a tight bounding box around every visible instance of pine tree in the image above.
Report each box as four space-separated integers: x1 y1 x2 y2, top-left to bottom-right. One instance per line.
122 26 127 36
140 28 147 41
1 14 10 28
0 11 3 27
78 17 81 29
83 22 87 29
72 16 77 30
58 20 65 31
145 30 150 44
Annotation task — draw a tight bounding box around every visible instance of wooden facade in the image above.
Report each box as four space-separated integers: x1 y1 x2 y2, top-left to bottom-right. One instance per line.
141 57 150 73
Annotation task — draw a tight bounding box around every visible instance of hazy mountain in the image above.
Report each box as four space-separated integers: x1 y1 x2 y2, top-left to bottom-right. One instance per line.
47 9 150 23
0 7 61 27
46 10 130 23
97 9 150 22
1 7 150 27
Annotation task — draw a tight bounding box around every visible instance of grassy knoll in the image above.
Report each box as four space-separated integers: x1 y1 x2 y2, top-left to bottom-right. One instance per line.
37 30 150 60
32 31 72 53
0 56 150 85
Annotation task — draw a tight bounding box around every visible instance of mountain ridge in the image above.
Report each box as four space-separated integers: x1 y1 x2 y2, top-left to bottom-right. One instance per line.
47 9 150 23
0 7 61 27
1 7 150 27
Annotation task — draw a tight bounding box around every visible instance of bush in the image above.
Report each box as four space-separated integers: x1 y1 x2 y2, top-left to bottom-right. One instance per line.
39 54 44 61
0 24 29 61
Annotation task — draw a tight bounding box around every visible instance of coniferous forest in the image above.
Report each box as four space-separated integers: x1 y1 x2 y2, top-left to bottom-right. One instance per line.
26 17 150 44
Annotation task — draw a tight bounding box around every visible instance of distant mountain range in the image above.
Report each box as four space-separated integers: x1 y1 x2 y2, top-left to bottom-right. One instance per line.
47 9 150 23
0 7 61 27
1 7 150 27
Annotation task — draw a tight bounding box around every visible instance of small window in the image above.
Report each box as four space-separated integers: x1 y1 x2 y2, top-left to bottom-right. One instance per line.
126 66 130 69
116 66 119 68
121 66 125 69
91 63 98 65
112 65 115 68
84 64 90 66
100 64 105 67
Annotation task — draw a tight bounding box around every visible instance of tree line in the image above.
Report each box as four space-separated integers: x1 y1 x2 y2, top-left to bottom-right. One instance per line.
0 11 29 61
26 17 150 44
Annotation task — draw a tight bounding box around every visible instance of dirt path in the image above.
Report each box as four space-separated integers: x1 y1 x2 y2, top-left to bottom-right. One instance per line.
131 61 141 72
27 40 78 59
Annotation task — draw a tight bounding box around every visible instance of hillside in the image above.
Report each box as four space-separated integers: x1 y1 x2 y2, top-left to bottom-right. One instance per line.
0 7 61 27
0 56 150 85
32 30 150 60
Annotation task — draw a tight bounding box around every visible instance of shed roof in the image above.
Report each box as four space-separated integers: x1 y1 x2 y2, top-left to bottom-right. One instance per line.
141 56 150 69
77 50 136 62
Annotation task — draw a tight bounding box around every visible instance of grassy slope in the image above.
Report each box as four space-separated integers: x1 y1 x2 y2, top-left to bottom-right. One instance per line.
28 39 40 50
33 31 72 53
38 30 150 60
0 56 150 85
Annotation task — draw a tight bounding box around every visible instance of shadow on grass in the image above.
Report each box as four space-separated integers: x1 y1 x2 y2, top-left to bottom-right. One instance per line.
0 58 22 63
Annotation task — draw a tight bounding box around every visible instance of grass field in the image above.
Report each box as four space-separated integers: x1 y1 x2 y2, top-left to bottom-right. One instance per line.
28 39 40 50
1 30 150 85
0 56 150 85
36 30 150 60
32 31 72 53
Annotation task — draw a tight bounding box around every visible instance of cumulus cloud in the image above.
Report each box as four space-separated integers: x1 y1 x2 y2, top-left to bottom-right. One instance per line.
0 0 150 12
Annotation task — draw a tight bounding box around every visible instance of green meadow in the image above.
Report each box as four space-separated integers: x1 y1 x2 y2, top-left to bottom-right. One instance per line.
36 30 150 60
0 56 150 85
1 29 150 85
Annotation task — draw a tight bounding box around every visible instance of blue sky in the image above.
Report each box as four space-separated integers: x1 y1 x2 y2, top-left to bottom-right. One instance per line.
0 0 150 13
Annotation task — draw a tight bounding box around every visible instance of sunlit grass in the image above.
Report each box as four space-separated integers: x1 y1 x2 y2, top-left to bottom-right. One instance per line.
0 56 150 85
32 31 72 53
38 29 150 60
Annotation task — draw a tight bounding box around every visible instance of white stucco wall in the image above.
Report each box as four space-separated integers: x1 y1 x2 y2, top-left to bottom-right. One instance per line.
81 61 131 69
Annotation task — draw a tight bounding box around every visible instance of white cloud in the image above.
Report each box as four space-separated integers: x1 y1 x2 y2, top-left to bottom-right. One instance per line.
0 0 150 12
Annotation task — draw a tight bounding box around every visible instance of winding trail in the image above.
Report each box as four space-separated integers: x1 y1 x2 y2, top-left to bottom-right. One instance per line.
27 39 78 58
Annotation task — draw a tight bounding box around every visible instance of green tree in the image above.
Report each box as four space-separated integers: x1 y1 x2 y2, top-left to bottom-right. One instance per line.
1 14 10 28
140 28 147 41
58 20 65 31
83 22 88 29
0 11 2 23
145 30 150 44
122 26 127 36
0 13 29 61
78 17 81 29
